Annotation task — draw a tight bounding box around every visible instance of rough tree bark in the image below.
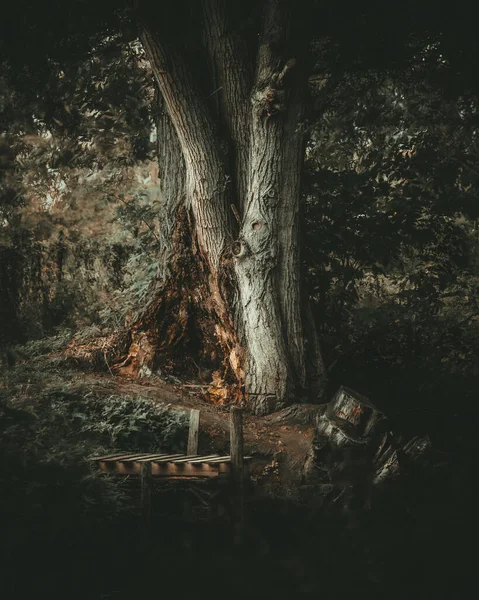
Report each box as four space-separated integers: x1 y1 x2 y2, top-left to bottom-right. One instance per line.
128 0 326 414
154 93 186 284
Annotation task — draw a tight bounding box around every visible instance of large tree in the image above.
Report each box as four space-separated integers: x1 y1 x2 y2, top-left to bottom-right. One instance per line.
2 0 476 414
118 0 327 414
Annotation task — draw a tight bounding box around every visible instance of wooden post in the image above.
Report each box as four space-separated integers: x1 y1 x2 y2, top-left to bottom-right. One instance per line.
140 462 152 530
187 409 200 455
230 406 244 544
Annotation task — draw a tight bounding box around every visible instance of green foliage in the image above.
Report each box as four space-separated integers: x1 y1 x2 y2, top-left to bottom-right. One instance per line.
15 330 74 357
0 367 189 549
103 189 165 322
0 13 159 343
304 55 479 425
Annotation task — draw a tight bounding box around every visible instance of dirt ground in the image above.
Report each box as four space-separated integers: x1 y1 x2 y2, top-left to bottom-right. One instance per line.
2 349 324 484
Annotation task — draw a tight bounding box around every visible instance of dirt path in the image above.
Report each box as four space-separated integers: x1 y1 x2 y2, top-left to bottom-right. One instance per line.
108 373 321 483
4 354 323 484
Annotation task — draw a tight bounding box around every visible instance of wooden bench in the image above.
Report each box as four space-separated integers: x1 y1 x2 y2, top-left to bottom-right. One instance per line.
93 452 251 478
91 406 249 533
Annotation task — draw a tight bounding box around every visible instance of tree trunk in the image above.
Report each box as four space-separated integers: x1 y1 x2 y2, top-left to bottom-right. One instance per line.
154 92 186 284
132 0 326 414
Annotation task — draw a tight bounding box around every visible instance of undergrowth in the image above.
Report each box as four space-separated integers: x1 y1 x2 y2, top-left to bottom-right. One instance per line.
0 358 189 561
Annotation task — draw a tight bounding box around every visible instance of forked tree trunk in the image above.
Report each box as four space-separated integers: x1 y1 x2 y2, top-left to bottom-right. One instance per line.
132 0 325 414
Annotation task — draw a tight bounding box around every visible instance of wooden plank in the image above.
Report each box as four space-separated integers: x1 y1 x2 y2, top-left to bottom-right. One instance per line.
187 409 200 455
167 463 219 477
97 460 139 475
136 454 184 462
114 462 142 475
168 455 201 463
151 462 220 477
118 453 158 462
97 461 118 473
133 454 170 462
195 455 253 464
151 454 188 463
196 455 230 463
140 462 152 529
98 460 228 478
187 455 221 463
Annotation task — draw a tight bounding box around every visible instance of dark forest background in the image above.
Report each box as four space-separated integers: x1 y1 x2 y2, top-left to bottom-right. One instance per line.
1 1 478 598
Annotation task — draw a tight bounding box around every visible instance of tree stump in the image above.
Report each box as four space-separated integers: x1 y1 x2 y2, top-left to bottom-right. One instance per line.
308 386 432 510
